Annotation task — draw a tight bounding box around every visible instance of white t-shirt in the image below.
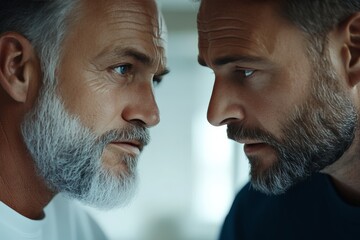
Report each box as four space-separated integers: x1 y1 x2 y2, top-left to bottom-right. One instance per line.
0 194 107 240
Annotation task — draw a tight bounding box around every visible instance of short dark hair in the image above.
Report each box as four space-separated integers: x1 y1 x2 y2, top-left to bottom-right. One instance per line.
197 0 360 54
282 0 360 54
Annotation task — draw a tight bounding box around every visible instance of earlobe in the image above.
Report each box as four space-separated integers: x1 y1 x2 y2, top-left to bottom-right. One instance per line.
0 33 35 102
343 13 360 87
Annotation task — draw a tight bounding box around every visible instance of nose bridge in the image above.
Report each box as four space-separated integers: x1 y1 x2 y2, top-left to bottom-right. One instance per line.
122 81 160 127
207 75 245 126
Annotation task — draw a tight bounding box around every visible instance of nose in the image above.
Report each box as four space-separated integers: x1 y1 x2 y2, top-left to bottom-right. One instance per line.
122 82 160 127
207 77 245 126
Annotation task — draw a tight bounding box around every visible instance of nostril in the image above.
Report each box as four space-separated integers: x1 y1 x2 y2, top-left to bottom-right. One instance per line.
219 117 240 126
129 119 147 128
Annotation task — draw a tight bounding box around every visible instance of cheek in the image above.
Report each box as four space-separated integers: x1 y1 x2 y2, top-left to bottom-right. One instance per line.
252 97 284 133
79 91 124 133
58 78 124 133
251 73 309 134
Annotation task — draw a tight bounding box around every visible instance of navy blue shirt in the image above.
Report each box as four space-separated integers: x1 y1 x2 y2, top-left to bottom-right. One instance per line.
219 173 360 240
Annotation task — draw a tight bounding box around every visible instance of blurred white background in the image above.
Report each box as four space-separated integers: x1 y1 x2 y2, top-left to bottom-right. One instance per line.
81 1 250 239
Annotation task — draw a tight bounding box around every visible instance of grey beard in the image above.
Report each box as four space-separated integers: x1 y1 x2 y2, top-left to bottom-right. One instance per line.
21 85 149 209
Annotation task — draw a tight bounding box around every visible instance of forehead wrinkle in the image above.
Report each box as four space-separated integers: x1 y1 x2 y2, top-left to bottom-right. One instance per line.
198 19 272 55
198 19 254 33
198 26 251 35
110 38 165 71
108 26 165 51
101 1 167 46
96 1 165 69
108 16 165 46
107 11 160 38
199 28 261 50
199 28 252 39
198 16 255 25
107 22 157 36
198 17 256 42
205 34 255 48
107 9 159 24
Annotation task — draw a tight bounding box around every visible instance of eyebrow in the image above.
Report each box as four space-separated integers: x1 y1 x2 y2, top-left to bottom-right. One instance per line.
155 68 170 79
198 55 270 67
114 47 153 66
97 46 170 76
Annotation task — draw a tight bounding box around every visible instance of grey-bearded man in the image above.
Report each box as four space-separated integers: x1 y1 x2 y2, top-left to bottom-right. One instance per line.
0 0 168 239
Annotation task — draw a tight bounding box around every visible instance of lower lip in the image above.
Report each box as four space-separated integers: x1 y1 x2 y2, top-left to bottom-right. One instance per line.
244 143 268 154
110 143 140 155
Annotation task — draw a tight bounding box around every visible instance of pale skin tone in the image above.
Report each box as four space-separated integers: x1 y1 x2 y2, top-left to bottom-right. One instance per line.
57 0 167 173
198 0 360 204
0 0 167 219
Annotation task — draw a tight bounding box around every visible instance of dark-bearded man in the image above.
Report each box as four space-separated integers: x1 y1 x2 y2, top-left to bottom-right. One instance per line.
197 0 360 239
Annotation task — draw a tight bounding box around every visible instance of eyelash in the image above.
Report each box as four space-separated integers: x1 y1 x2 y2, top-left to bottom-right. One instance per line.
153 76 163 86
112 64 163 86
113 64 132 76
236 68 256 79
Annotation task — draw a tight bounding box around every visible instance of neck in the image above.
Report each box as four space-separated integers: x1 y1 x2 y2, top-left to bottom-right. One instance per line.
0 119 54 220
322 132 360 206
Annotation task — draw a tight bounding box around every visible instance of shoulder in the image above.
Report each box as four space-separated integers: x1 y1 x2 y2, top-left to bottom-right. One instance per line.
232 172 329 208
219 173 330 239
230 173 329 215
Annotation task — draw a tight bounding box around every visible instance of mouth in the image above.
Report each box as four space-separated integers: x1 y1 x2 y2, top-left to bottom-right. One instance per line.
232 139 268 155
243 142 268 154
109 140 143 156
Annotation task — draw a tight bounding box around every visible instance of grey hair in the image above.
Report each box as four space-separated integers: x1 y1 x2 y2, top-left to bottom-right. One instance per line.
0 0 81 86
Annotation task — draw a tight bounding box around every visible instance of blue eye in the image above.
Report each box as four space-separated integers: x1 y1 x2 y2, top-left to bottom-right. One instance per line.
244 69 255 77
113 65 131 75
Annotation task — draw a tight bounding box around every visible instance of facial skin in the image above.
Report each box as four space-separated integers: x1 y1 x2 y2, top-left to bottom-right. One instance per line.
17 0 167 210
57 0 167 173
197 0 358 194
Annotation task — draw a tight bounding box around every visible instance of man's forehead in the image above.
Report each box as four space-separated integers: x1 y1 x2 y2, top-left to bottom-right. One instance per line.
197 0 284 36
81 0 164 38
197 0 293 67
77 0 167 68
83 0 158 20
198 0 281 21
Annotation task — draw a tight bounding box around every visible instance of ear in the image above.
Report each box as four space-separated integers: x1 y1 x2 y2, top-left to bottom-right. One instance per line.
342 13 360 87
0 32 36 102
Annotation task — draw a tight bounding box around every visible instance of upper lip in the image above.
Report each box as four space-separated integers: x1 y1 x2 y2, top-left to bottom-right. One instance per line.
232 139 265 145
